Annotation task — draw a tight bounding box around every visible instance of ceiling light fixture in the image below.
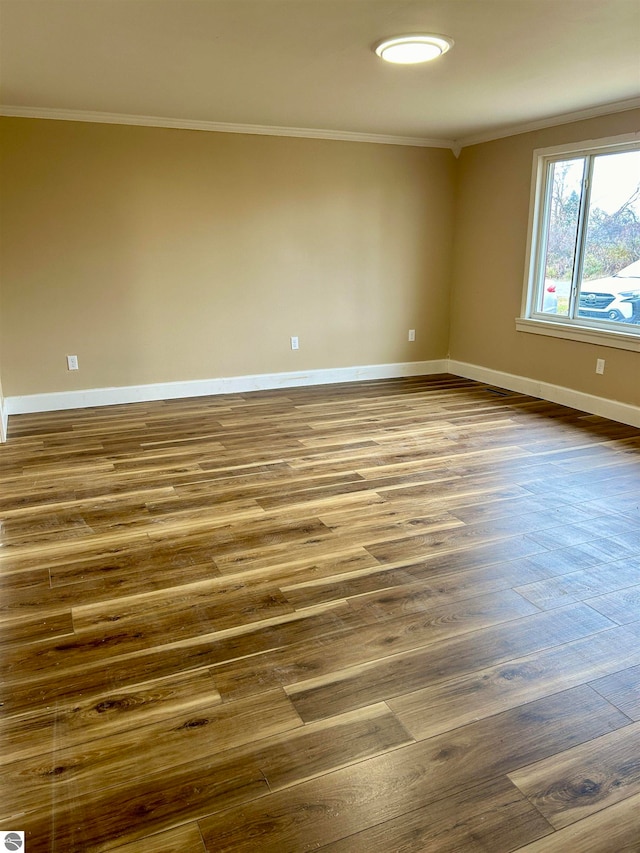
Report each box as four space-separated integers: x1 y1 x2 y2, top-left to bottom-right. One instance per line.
374 34 454 64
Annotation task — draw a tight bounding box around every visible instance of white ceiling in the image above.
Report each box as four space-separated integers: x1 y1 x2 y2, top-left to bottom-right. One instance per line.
1 0 639 147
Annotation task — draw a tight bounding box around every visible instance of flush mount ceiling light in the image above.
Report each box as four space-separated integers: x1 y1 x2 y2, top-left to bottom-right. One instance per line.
374 34 454 64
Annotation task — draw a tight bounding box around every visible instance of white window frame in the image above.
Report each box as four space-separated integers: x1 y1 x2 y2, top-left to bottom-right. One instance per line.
517 131 640 353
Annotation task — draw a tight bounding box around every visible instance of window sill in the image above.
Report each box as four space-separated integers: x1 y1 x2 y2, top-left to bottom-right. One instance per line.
515 317 640 352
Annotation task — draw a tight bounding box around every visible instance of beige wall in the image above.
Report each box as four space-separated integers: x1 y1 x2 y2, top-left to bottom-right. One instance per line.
0 118 455 396
1 110 638 412
449 109 640 408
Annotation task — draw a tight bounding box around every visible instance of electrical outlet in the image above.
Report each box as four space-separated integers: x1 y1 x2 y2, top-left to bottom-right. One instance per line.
290 336 299 351
596 358 605 375
67 355 79 370
408 329 416 342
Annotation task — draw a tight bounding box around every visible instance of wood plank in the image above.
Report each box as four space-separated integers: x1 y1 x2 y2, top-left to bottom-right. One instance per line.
13 706 409 851
0 670 222 765
212 589 539 701
20 758 268 853
509 792 640 852
285 603 612 723
318 503 464 538
1 602 361 715
590 665 640 721
71 578 295 635
213 535 387 577
586 583 640 624
187 703 413 793
0 560 221 623
0 530 153 572
0 611 74 647
281 549 552 613
526 523 640 554
334 561 548 622
365 526 547 566
508 722 640 829
531 534 640 573
48 536 225 587
514 541 609 576
0 689 300 820
450 497 599 526
316 776 553 853
198 686 627 852
231 546 383 588
584 493 640 521
0 486 176 522
514 557 640 610
102 823 206 853
389 624 640 740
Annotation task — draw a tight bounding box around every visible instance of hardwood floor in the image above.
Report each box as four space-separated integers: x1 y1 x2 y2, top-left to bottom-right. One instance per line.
1 374 639 852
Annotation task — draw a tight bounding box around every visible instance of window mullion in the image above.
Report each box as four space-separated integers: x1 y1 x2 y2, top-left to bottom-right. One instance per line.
568 156 593 319
534 162 555 312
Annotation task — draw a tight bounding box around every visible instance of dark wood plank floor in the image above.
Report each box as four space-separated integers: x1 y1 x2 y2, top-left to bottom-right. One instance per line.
1 374 640 852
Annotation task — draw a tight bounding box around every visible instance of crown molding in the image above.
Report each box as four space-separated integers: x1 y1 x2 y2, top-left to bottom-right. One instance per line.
2 97 637 153
0 105 455 150
455 97 640 149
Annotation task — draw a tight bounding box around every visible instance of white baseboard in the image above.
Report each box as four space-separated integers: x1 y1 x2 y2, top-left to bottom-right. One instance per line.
0 394 7 443
4 358 640 431
5 360 449 416
449 359 640 429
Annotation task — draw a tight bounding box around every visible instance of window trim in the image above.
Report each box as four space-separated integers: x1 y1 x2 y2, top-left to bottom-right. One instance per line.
518 131 640 352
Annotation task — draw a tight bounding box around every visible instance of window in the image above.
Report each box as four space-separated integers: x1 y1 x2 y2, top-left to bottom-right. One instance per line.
519 133 640 351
